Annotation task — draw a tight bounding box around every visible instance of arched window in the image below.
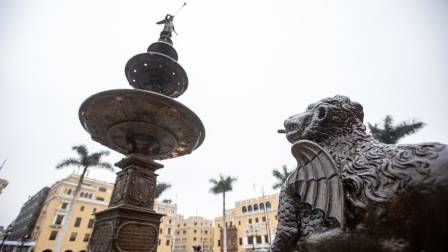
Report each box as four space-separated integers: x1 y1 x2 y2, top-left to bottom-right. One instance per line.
242 206 247 213
253 204 258 211
42 250 53 252
64 250 73 252
260 203 265 209
266 201 272 210
67 189 72 195
248 205 253 212
80 192 84 197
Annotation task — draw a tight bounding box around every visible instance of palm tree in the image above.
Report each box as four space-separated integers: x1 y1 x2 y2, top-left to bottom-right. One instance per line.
54 145 112 252
155 182 171 199
272 165 291 190
368 115 425 144
209 174 237 252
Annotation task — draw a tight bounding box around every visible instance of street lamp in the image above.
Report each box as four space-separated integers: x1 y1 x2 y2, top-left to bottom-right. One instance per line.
0 224 13 251
18 234 29 252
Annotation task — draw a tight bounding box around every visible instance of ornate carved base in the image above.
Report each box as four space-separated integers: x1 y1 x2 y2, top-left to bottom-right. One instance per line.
88 154 164 252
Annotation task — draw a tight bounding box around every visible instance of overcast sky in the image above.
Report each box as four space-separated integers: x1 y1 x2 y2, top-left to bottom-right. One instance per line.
1 0 447 226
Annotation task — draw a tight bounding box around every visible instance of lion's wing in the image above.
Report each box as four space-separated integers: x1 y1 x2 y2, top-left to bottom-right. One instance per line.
288 140 345 228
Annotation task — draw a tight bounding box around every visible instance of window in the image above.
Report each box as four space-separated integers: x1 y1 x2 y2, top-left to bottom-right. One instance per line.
183 230 186 234
254 204 259 211
248 236 253 245
168 219 172 224
74 217 82 227
266 201 272 210
60 202 68 209
160 228 163 234
248 219 252 224
264 235 269 244
260 203 265 209
176 231 180 235
242 206 247 213
54 215 64 225
80 206 85 212
98 187 107 192
167 228 171 235
218 240 221 247
88 219 94 228
83 233 90 242
239 237 243 245
49 231 58 240
194 230 197 234
204 230 208 234
67 189 72 195
96 197 104 201
217 224 220 228
255 218 259 223
248 205 252 212
166 239 170 246
238 221 241 225
158 239 161 245
92 208 97 213
193 237 197 241
88 193 92 199
69 232 77 241
256 235 262 244
194 222 197 226
80 192 84 197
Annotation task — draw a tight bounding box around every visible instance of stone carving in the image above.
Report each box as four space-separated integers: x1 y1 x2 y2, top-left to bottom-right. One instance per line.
272 95 448 252
88 222 114 252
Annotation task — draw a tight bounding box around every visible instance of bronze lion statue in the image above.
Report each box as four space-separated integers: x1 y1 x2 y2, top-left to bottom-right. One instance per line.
271 95 448 252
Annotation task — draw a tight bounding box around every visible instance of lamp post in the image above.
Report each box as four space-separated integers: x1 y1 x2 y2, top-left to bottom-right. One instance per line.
0 224 13 251
82 13 205 252
18 234 29 252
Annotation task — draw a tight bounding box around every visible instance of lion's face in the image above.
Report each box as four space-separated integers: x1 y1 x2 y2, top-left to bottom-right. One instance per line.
283 96 364 144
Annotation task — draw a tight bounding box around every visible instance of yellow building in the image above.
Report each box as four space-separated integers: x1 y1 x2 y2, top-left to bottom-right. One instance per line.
213 194 279 252
174 216 214 252
32 174 113 252
155 200 178 252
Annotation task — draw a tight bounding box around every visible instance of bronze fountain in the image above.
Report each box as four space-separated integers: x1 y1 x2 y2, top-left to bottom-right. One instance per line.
79 14 204 252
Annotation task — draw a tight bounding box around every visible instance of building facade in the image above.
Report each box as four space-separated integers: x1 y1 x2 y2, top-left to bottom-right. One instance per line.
31 175 113 252
174 216 214 252
155 200 178 252
0 178 8 194
9 187 50 239
213 194 279 252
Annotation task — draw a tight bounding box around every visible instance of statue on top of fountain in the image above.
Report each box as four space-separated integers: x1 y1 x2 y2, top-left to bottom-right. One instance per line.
271 95 448 252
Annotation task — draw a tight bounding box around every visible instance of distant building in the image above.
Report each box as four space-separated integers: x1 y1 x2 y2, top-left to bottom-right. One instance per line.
8 187 50 240
3 186 50 250
174 216 214 252
31 175 114 252
155 200 178 252
0 178 8 194
213 194 279 252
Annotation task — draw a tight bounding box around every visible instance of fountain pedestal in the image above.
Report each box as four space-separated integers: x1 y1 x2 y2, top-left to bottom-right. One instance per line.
89 155 164 252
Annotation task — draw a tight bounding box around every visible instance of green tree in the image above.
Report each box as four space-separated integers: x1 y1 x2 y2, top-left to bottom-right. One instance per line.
155 182 171 199
368 115 425 144
272 165 291 190
209 174 237 252
54 145 112 252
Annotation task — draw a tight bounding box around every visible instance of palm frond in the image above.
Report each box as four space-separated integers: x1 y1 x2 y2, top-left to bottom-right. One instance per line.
72 145 88 158
95 162 114 171
56 158 81 169
155 182 171 199
209 175 237 194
